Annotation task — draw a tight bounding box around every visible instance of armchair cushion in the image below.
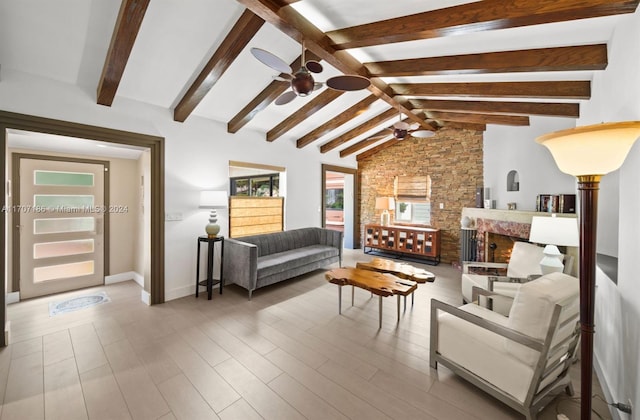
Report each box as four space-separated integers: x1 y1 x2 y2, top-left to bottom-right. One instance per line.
505 272 579 366
505 241 544 278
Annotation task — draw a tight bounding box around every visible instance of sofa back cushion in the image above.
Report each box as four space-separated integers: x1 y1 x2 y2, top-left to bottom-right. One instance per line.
504 272 579 366
238 228 321 257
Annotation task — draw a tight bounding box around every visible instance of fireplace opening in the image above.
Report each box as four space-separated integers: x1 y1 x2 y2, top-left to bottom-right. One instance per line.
485 232 526 263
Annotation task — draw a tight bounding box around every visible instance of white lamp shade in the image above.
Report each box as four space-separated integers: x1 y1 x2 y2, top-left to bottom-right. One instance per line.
529 216 579 247
536 121 640 176
375 197 395 210
199 190 228 208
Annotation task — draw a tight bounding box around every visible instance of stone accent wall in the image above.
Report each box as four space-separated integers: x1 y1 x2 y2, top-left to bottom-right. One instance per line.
358 127 484 263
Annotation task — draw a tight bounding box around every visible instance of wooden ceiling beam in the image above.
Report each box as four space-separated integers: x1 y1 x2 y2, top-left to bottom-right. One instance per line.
356 139 400 161
365 44 607 77
327 0 639 50
320 108 398 153
174 10 264 122
296 95 379 148
412 99 579 118
339 129 391 158
390 81 592 99
267 89 344 142
235 0 433 131
427 111 530 126
439 122 487 132
97 0 150 106
228 51 320 133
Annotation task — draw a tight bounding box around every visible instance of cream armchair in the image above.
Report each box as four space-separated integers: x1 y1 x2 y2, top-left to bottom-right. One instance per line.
431 272 580 420
462 241 572 315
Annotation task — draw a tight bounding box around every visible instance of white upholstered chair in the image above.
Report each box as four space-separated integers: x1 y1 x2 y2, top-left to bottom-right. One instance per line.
430 272 580 420
461 241 573 315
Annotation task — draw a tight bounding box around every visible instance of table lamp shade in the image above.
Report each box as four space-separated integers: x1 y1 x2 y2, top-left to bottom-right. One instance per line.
536 122 640 176
199 190 227 238
529 216 579 247
375 197 394 226
199 190 228 208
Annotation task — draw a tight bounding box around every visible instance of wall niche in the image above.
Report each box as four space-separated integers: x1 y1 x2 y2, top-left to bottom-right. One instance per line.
507 170 519 191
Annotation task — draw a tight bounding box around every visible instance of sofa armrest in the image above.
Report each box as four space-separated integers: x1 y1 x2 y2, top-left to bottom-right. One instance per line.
223 238 258 297
319 228 343 267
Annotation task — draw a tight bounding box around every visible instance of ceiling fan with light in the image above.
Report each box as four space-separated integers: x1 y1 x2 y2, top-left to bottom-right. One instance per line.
368 114 436 141
250 41 371 105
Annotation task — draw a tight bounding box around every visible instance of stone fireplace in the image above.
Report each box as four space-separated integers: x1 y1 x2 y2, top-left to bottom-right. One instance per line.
460 208 579 274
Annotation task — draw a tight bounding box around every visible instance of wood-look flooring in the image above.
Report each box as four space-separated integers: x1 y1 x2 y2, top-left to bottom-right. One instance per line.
1 249 610 419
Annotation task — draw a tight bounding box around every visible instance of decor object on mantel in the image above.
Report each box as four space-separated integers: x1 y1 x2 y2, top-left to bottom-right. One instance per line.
529 215 579 274
375 196 394 226
199 190 228 238
537 121 640 420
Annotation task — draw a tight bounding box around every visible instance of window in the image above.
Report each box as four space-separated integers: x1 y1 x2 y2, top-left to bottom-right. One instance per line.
395 202 431 225
394 175 432 225
230 173 279 197
325 188 344 210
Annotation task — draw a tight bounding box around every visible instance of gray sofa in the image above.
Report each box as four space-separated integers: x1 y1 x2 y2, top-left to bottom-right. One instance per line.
223 227 342 299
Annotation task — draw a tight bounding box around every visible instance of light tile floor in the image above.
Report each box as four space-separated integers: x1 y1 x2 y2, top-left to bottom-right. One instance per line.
1 249 611 419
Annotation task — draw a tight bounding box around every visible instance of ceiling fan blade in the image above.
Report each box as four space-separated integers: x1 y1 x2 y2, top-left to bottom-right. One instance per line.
274 90 297 106
272 75 292 82
250 48 292 74
409 123 420 130
393 121 410 130
305 60 323 73
326 75 370 91
411 130 436 138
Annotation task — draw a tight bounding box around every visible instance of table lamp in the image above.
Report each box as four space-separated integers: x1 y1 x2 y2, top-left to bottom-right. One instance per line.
199 190 228 238
529 215 579 274
537 121 640 420
375 196 394 226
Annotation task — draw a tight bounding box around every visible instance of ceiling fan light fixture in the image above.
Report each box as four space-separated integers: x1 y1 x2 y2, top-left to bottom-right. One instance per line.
393 128 408 139
291 69 315 96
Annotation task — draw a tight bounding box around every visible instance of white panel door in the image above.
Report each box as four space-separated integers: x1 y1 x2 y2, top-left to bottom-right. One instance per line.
19 158 105 299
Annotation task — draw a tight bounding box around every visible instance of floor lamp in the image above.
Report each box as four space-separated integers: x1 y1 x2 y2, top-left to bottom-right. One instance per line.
536 121 640 420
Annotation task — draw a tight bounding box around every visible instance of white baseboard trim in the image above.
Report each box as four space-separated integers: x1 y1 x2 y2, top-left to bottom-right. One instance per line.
5 321 10 345
594 355 621 420
6 292 20 305
105 271 143 286
165 283 220 302
141 290 151 306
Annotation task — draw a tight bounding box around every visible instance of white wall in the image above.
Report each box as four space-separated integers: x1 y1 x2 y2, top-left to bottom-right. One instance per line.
575 8 640 418
483 116 576 211
0 68 356 301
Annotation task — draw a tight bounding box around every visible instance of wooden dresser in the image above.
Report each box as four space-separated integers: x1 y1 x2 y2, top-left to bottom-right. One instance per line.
364 224 441 265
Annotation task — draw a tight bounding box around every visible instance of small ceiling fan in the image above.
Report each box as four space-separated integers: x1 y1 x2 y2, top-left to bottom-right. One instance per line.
368 114 436 141
250 41 371 105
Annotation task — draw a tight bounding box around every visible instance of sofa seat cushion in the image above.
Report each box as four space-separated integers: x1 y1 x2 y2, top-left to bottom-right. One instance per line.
257 245 339 279
437 303 535 402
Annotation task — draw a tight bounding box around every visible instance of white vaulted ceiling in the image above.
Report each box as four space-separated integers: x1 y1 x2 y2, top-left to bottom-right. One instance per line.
1 0 637 159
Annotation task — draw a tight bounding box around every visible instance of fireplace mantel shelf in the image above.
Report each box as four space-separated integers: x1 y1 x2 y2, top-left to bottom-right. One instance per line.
462 207 576 225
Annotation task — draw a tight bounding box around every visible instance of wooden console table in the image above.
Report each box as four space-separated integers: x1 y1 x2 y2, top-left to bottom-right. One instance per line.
364 224 441 265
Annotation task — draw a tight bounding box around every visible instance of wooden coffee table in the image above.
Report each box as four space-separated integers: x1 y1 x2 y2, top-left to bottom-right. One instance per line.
356 257 436 283
325 267 417 328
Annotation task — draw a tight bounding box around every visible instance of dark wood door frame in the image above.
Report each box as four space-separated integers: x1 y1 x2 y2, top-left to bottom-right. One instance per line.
321 164 359 248
0 110 165 346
